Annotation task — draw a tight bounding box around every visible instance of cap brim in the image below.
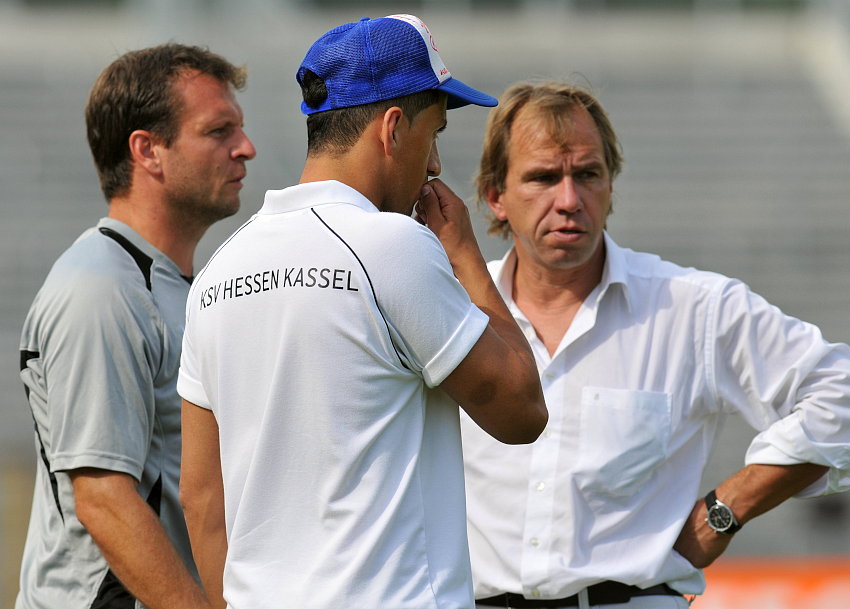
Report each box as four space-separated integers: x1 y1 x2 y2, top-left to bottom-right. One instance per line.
437 77 498 109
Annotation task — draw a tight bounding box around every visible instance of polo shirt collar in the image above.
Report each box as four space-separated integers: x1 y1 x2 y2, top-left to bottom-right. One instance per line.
96 217 183 277
260 180 378 215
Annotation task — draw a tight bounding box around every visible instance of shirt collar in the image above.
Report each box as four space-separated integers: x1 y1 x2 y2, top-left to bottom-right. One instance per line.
492 231 632 311
260 180 378 215
96 217 184 277
600 232 632 310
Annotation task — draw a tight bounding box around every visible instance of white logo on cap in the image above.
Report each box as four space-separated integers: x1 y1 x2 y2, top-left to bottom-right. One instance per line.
386 14 451 83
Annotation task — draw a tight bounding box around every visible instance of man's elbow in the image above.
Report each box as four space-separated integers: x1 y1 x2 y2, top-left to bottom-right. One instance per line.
449 357 548 444
69 470 131 533
179 482 203 526
478 372 547 444
499 387 548 445
74 494 103 533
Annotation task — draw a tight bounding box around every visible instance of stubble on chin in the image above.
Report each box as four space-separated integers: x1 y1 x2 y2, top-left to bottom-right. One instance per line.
168 191 241 232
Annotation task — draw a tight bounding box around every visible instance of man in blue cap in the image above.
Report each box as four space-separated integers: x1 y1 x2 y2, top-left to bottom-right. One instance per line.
178 14 548 609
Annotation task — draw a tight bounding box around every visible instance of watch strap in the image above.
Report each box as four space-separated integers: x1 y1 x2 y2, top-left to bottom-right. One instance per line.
704 489 743 534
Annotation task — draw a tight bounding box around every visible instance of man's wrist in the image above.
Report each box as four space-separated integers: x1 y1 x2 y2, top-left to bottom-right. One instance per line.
704 489 743 535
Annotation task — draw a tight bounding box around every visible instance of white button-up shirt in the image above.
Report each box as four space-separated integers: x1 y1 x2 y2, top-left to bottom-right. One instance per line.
461 233 850 599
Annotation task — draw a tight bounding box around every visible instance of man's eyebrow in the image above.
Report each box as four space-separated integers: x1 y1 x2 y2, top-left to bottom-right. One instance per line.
521 166 561 180
573 159 606 171
571 156 601 165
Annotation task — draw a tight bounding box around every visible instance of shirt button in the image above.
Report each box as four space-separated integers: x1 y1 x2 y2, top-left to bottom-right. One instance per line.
530 538 540 547
531 589 541 598
536 482 546 492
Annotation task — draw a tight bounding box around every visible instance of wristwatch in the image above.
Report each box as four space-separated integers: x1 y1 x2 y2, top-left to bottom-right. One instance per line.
704 489 743 535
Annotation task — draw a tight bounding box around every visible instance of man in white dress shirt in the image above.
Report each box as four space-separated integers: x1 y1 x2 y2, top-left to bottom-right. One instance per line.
460 80 850 609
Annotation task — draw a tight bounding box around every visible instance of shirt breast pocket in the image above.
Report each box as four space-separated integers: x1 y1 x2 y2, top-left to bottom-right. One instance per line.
573 387 672 507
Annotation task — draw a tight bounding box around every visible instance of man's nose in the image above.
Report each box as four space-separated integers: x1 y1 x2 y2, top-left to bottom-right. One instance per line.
554 176 581 213
427 142 441 178
234 128 257 160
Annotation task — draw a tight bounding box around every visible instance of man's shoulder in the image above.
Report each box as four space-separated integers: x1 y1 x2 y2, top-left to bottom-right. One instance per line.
37 225 155 310
326 207 440 256
620 245 731 293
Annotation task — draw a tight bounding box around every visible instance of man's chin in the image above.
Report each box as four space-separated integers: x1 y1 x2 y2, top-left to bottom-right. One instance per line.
190 198 241 227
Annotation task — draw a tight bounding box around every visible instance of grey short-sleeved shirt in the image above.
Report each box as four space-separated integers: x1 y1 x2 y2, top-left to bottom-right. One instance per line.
17 218 196 609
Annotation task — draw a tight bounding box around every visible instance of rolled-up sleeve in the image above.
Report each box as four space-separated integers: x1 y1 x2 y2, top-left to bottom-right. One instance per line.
711 279 850 496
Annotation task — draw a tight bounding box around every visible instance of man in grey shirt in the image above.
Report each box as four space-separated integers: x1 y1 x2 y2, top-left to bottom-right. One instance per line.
17 43 256 609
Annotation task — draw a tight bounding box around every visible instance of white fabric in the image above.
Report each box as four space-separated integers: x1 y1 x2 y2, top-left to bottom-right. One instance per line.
179 180 488 609
462 233 850 601
386 14 451 83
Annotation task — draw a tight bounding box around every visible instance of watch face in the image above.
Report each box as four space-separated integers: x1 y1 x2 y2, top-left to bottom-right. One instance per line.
707 504 734 532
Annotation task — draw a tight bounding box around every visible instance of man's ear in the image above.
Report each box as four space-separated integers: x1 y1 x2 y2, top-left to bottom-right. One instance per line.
128 130 164 177
486 186 508 221
379 106 405 158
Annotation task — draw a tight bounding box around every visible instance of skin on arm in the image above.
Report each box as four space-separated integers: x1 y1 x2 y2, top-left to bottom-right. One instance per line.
416 178 547 444
673 462 829 568
180 398 228 609
70 468 212 609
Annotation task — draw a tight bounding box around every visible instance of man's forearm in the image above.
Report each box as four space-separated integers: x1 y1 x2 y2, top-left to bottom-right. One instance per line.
416 179 546 442
181 399 228 609
72 470 211 609
715 462 828 523
674 462 828 568
417 179 535 363
183 480 227 609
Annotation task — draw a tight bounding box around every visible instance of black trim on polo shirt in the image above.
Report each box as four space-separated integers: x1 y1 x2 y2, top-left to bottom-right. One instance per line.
146 475 162 515
21 349 65 522
99 227 153 292
311 208 411 371
90 568 135 609
20 350 39 373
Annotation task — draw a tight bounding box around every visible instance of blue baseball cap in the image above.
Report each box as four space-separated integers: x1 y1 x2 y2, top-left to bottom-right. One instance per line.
297 14 498 115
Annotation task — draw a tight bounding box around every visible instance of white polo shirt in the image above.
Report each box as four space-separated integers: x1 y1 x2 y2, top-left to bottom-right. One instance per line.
179 180 489 609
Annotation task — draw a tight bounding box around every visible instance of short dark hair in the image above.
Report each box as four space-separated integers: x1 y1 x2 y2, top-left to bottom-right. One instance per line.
300 69 444 156
85 43 247 201
477 81 623 238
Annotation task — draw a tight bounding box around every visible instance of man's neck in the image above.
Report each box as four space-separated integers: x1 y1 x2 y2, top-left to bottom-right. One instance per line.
107 195 204 277
510 245 606 356
300 147 386 210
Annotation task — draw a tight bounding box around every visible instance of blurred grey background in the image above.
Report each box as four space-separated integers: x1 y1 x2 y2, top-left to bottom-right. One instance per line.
2 0 850 604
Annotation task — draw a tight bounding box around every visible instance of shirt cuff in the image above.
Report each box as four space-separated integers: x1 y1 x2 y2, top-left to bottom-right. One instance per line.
421 305 489 388
746 419 850 497
177 373 211 410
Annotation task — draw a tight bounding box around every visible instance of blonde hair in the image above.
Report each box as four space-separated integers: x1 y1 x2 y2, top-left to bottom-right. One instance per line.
476 81 623 238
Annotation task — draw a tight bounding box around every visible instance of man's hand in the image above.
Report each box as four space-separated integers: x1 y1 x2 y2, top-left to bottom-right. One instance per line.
415 178 486 277
673 498 732 568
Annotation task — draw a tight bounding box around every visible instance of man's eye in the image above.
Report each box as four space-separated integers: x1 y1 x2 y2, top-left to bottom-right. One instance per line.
531 174 558 184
